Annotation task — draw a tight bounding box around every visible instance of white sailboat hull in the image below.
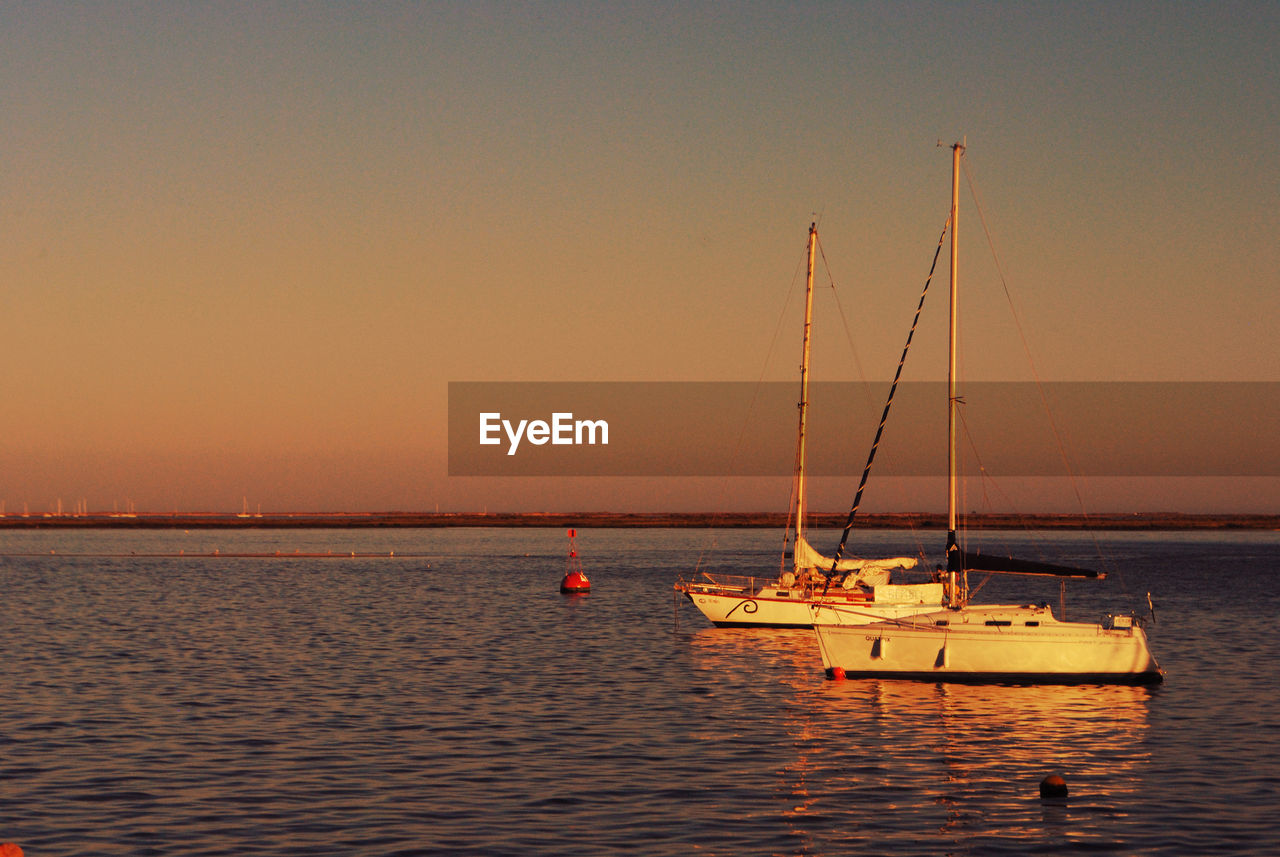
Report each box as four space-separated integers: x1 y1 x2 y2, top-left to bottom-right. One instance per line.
679 580 944 629
813 604 1162 684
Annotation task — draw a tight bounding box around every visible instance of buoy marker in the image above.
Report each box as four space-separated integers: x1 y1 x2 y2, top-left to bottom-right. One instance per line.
559 528 591 594
1039 773 1068 799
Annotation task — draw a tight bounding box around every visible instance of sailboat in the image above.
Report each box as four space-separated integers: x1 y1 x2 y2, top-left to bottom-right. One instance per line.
811 143 1163 683
675 223 944 628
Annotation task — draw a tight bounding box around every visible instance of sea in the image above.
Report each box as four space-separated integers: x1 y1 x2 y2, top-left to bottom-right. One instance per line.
1 526 1278 856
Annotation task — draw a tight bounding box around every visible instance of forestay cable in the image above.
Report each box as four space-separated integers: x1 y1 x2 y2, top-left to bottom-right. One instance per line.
828 217 951 573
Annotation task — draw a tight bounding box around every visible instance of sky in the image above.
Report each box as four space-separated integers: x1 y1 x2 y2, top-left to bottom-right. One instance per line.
1 1 1276 515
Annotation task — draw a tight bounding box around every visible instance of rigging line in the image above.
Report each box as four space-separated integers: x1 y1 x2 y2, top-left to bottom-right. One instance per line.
694 238 809 576
953 403 1029 601
955 402 1086 580
955 402 1022 533
955 404 1103 620
829 217 951 571
782 447 800 576
780 242 814 569
816 236 871 386
815 604 947 630
816 235 931 564
968 572 994 599
962 159 1129 589
961 157 1089 516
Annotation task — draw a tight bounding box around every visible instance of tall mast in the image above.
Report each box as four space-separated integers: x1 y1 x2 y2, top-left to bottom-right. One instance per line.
795 222 818 549
946 142 964 607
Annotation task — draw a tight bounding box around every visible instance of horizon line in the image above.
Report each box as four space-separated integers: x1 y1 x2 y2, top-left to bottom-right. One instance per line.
1 510 1276 531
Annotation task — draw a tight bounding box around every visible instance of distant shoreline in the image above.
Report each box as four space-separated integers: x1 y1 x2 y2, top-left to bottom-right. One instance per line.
0 512 1275 530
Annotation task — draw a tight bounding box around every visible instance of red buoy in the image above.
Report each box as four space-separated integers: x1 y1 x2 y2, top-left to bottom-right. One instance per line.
560 570 591 593
560 528 591 594
829 666 847 681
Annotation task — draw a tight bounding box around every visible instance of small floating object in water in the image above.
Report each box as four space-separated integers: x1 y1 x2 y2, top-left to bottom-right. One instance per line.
828 667 846 681
1039 773 1068 799
559 528 591 594
1 842 25 857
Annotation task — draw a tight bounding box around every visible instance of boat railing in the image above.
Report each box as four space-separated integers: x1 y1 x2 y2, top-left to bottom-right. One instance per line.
675 573 772 596
1102 613 1146 631
680 572 843 598
675 572 880 604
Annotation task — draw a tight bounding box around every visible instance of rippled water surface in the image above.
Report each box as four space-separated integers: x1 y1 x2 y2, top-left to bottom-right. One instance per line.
2 527 1278 855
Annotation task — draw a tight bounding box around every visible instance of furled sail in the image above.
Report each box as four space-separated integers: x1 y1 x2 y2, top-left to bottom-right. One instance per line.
793 535 917 587
959 549 1104 580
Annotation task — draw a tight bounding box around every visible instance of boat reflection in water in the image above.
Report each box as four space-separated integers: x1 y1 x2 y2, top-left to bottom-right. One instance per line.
683 628 1154 853
796 681 1153 851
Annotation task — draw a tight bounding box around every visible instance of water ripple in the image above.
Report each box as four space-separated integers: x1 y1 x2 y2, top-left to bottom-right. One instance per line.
1 528 1278 854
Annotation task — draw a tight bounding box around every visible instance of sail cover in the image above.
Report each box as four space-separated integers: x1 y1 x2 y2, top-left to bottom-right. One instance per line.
959 549 1104 579
793 535 918 585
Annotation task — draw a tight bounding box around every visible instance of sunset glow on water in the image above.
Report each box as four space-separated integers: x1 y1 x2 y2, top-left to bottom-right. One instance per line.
3 528 1278 854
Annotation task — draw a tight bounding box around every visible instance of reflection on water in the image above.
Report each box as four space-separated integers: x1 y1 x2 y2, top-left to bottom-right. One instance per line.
685 625 1155 854
1 527 1277 855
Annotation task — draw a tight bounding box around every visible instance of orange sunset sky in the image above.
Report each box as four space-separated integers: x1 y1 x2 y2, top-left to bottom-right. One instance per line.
2 3 1276 514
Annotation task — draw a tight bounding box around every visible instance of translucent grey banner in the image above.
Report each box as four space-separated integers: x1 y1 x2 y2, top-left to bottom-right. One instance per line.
448 382 1279 477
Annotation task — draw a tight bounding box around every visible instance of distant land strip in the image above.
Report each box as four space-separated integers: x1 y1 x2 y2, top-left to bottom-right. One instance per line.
0 551 429 559
0 512 1276 530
